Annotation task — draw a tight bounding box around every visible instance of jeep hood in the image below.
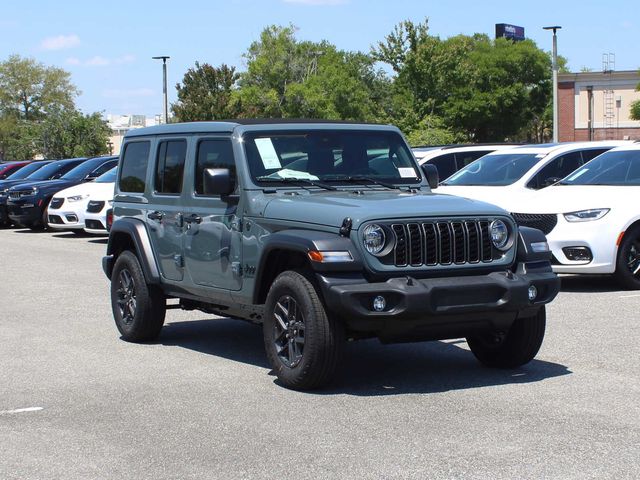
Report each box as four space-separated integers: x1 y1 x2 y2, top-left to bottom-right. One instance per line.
262 190 507 228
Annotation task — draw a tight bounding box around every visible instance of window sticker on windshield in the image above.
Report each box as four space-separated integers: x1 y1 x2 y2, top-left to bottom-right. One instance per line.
566 169 588 181
254 138 282 169
398 167 417 178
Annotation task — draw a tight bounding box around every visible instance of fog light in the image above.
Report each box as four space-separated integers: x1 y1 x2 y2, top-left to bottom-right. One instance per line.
528 285 538 301
373 296 386 312
562 246 592 262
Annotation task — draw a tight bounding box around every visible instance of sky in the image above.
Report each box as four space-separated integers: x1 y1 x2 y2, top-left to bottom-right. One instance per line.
0 0 637 118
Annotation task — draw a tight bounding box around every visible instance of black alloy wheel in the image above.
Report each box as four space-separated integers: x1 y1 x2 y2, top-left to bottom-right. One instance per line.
615 226 640 290
272 295 306 368
116 268 137 325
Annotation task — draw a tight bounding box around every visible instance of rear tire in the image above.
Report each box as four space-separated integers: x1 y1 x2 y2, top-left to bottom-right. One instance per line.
614 226 640 290
467 306 546 368
263 270 344 390
110 250 166 342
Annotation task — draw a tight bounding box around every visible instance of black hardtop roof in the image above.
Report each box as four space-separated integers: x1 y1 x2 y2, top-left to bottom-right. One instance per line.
125 119 392 138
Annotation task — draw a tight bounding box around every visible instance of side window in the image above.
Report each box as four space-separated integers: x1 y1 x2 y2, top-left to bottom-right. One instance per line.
195 139 235 195
120 141 150 193
581 148 608 162
528 151 583 189
155 140 187 195
428 153 456 181
92 159 117 177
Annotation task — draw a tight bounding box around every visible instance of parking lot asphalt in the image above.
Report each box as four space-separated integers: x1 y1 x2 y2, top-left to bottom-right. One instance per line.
1 228 639 480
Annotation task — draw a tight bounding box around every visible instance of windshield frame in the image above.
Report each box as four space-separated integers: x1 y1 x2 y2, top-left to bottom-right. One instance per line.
241 129 424 189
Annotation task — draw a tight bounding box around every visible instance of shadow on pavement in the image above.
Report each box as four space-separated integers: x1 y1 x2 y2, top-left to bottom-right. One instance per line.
559 274 624 293
157 318 571 396
88 238 108 244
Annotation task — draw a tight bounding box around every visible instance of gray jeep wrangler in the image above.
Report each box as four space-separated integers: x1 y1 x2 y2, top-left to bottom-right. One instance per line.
103 120 560 390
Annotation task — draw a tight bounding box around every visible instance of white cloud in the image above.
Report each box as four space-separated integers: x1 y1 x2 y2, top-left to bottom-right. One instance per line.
65 57 81 66
86 55 110 67
283 0 347 4
114 54 136 65
102 88 155 99
41 34 80 50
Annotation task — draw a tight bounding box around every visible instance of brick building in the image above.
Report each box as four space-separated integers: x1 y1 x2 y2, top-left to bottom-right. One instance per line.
558 70 640 142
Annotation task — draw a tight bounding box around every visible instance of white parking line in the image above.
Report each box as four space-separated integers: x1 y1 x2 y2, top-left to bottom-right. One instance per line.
619 294 640 298
0 407 43 415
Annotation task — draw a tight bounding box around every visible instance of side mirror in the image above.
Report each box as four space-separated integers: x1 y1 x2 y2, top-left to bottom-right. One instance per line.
84 173 98 182
203 168 234 196
421 163 439 189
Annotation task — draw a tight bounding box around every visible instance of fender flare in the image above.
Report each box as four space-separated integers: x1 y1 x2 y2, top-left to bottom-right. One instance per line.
516 226 553 263
104 218 161 284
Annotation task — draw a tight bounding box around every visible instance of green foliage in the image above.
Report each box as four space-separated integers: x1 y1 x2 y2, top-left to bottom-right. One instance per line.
0 54 78 120
172 62 239 121
631 71 640 121
404 115 460 146
39 108 111 159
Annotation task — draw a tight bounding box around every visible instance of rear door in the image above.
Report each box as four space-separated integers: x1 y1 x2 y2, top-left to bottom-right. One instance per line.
146 137 188 282
182 137 242 291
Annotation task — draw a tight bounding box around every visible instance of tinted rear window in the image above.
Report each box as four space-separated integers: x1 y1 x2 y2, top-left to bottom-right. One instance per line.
119 142 150 193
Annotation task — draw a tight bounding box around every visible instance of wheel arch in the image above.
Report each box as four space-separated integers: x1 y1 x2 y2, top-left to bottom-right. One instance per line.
105 218 161 284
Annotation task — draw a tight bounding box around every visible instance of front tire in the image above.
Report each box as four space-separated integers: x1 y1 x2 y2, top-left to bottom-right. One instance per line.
110 250 166 342
467 306 546 368
263 270 344 390
614 226 640 290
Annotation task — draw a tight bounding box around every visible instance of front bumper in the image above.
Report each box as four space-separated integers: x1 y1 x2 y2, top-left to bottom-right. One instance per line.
318 264 559 341
7 200 42 226
84 208 108 234
47 208 86 230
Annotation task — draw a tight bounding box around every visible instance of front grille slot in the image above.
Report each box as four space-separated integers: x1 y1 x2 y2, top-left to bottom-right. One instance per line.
87 200 105 213
50 198 64 209
85 219 104 230
511 213 558 235
390 219 497 268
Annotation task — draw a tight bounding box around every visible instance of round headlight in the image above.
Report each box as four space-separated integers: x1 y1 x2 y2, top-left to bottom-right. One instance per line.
490 219 509 250
363 224 386 256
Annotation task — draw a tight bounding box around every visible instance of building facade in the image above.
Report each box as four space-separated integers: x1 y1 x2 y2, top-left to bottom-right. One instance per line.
106 114 160 155
559 70 640 142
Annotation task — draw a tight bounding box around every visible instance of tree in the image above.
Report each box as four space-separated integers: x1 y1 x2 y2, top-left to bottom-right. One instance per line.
0 54 78 120
39 108 111 159
172 62 239 121
631 70 640 121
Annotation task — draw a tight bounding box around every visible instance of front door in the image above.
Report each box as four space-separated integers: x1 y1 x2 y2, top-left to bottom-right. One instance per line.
183 137 242 291
146 138 188 282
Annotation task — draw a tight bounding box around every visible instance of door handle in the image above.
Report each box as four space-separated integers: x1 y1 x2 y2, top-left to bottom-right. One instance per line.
184 214 202 224
147 211 163 221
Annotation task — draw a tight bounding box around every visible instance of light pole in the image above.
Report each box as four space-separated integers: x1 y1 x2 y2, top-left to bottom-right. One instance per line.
543 26 561 143
152 56 170 124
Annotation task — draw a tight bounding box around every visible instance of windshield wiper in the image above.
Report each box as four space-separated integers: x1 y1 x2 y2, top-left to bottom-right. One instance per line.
257 176 337 191
321 174 403 190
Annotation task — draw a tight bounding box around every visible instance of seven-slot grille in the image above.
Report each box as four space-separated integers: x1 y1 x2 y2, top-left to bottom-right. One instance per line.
50 198 64 209
511 213 557 235
87 200 105 213
8 190 32 200
390 220 494 267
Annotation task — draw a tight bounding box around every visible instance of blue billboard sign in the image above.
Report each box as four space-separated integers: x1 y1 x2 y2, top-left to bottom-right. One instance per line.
495 23 525 41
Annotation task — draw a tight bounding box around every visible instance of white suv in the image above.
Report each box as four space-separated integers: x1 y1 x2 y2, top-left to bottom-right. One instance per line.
508 142 640 289
84 167 116 234
436 141 630 209
48 167 116 233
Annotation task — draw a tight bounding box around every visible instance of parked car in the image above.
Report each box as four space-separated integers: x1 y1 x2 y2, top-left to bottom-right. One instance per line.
0 161 30 180
7 156 117 230
82 167 117 235
412 144 517 180
103 120 559 390
436 141 630 209
508 142 640 289
0 160 53 227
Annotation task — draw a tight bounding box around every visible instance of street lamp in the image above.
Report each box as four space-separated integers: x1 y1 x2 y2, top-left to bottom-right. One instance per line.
543 26 562 143
152 56 170 124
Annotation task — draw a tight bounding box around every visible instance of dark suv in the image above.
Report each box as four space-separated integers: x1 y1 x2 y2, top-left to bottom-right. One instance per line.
103 121 560 390
7 156 117 230
0 160 54 227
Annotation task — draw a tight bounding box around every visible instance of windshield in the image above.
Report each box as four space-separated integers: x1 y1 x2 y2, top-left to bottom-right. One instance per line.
562 150 640 186
96 166 118 183
445 153 542 186
244 130 421 186
6 162 50 180
60 158 106 180
26 160 79 180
